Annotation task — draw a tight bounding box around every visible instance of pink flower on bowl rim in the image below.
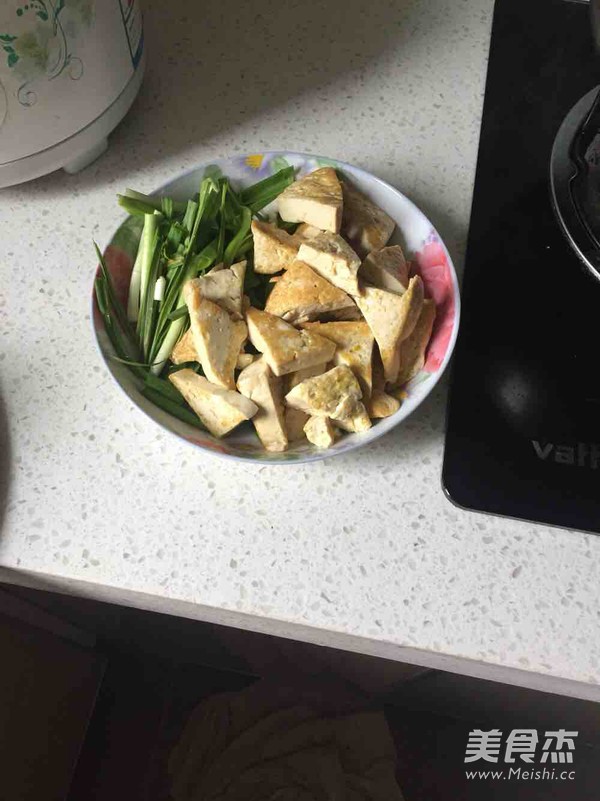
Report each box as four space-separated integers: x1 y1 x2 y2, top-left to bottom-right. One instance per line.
412 239 456 373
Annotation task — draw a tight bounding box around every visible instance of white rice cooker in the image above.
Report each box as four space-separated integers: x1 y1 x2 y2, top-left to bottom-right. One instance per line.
0 0 145 188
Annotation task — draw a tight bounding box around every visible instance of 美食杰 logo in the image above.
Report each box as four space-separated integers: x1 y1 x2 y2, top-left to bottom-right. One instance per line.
464 729 577 782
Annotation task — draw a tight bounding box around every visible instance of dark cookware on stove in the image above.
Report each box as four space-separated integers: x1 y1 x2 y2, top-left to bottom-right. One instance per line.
550 0 600 281
591 0 600 52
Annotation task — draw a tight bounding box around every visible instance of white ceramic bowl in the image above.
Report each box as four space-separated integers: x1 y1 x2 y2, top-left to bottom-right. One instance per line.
92 151 460 464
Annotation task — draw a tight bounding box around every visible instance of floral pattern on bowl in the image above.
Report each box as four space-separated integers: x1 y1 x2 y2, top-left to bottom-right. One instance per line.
0 0 95 108
92 151 461 464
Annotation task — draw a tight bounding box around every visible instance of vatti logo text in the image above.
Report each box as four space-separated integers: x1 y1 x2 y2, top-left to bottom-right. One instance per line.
532 440 600 469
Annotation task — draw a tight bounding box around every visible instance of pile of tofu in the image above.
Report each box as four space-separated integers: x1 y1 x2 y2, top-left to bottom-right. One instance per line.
167 167 436 453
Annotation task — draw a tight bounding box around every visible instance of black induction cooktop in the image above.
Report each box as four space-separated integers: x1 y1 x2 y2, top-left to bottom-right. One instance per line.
443 0 600 534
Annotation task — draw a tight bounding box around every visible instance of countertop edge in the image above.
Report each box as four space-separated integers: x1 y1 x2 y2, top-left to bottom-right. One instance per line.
2 566 598 704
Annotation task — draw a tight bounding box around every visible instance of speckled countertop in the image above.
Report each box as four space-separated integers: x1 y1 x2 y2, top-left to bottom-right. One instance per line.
1 0 599 700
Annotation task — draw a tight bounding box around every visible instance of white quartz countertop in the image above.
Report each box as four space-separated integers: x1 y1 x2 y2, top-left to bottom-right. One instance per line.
2 0 599 700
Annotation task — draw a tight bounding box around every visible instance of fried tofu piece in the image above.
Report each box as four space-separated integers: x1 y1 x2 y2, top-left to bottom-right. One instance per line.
370 350 386 393
284 363 328 442
304 416 337 448
367 352 401 417
324 304 364 322
285 365 360 416
187 260 246 319
295 223 322 240
367 391 401 418
237 358 288 452
332 397 373 433
284 407 310 443
246 307 335 377
184 283 248 389
251 221 302 274
366 351 401 416
297 231 361 296
285 365 371 433
173 263 246 364
388 386 409 402
168 369 257 437
287 364 329 391
265 259 356 324
302 321 374 399
277 167 343 233
170 329 198 365
236 352 255 370
355 275 424 384
360 246 408 295
392 298 437 388
341 180 395 257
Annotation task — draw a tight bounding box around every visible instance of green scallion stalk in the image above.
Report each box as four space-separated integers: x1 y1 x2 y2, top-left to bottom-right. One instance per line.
95 276 145 379
222 183 244 228
150 317 187 376
182 199 199 237
167 305 188 322
140 234 163 359
148 237 219 375
141 386 205 430
165 221 186 255
235 233 254 258
239 167 294 213
154 276 166 302
223 206 252 265
136 212 161 341
161 196 174 219
117 195 157 216
94 243 140 358
136 215 158 323
187 177 218 255
103 168 294 402
143 372 186 405
127 239 145 322
186 239 219 275
215 181 228 263
110 355 162 369
165 361 202 375
148 184 220 375
151 269 186 352
118 189 187 217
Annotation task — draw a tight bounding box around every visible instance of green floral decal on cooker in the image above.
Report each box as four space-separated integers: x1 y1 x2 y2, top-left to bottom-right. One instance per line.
0 0 95 106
